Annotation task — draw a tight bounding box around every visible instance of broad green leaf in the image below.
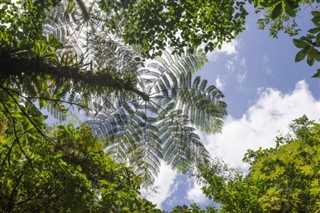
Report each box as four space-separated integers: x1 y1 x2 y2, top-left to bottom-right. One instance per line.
295 47 308 62
307 46 316 66
313 15 320 24
284 2 295 17
312 11 320 17
308 28 320 34
293 39 309 48
271 3 283 19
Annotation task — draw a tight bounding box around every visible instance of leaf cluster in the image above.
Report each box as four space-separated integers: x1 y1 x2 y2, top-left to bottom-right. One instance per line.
1 0 228 186
99 0 248 57
293 11 320 77
87 50 227 185
0 112 161 212
249 0 320 78
201 116 320 212
251 0 313 38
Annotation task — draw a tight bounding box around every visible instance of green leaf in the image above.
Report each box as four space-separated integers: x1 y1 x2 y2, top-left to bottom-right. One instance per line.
293 39 309 48
312 16 320 24
314 52 320 61
284 2 295 17
301 36 313 43
312 69 320 78
307 46 316 66
308 28 320 34
300 165 314 175
271 3 283 19
312 11 320 17
49 34 63 49
295 47 308 62
307 57 315 66
316 34 320 44
67 0 75 13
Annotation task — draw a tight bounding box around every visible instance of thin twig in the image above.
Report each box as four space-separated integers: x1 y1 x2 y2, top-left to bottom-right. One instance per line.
0 102 16 172
0 85 49 140
0 93 33 171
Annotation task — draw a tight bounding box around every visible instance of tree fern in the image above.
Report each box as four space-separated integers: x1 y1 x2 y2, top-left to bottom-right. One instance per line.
87 50 227 185
1 0 228 186
3 0 227 184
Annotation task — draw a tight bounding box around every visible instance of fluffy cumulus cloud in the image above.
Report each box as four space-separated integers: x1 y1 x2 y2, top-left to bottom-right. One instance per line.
218 40 238 55
187 179 209 204
186 81 319 202
204 80 320 169
206 39 249 89
225 60 236 72
147 81 319 207
207 40 239 61
142 162 177 209
215 75 224 91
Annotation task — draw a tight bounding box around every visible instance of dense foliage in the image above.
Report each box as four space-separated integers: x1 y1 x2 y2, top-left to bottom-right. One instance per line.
0 0 230 185
0 116 160 212
0 0 319 212
201 116 320 213
99 0 248 56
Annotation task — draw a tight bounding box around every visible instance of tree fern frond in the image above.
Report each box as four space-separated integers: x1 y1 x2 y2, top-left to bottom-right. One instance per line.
40 1 226 185
138 49 207 95
175 74 227 133
86 47 225 184
157 109 210 173
87 99 163 185
130 141 162 185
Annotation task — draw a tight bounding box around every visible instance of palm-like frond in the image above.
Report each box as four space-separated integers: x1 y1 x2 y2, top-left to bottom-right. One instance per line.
158 109 210 172
176 73 227 133
44 0 141 73
40 0 227 185
87 49 226 185
34 0 142 120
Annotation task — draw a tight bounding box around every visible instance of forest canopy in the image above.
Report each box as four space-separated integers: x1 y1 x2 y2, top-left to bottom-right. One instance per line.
0 0 319 212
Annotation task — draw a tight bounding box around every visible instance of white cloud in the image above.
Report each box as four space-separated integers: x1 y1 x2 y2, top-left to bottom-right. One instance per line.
203 80 320 170
215 76 224 91
207 40 239 61
218 40 238 55
225 60 235 72
142 162 177 209
240 57 246 67
187 180 208 204
237 71 247 84
263 54 269 62
143 81 319 208
265 67 272 75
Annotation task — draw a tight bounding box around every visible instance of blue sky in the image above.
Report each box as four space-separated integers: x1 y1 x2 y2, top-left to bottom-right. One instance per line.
144 6 320 211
